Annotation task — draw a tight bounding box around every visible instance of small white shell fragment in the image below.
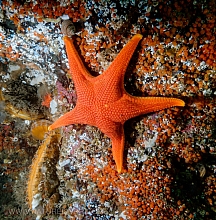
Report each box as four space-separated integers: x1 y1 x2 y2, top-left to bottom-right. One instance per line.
144 133 158 148
59 158 70 167
104 201 110 207
50 99 58 114
32 193 42 210
0 11 4 22
61 14 70 20
30 74 45 85
141 154 148 162
4 159 12 164
8 63 21 73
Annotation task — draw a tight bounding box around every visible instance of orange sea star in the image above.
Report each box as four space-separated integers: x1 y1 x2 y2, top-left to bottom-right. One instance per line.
49 34 185 173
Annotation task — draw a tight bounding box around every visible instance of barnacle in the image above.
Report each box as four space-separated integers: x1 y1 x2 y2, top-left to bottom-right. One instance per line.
61 19 76 36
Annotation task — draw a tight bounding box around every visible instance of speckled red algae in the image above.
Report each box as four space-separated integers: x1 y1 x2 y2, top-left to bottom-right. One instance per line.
41 93 52 108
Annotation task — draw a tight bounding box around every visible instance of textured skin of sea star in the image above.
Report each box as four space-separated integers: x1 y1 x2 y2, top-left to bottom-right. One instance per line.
49 34 185 173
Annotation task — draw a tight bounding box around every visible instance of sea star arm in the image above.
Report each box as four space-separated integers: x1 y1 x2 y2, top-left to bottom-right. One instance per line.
63 36 95 96
95 34 143 103
108 123 125 173
64 36 94 80
48 104 96 130
105 94 185 123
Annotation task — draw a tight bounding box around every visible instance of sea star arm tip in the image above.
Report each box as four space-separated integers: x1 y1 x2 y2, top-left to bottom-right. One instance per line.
48 109 79 130
109 125 125 173
133 33 143 40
